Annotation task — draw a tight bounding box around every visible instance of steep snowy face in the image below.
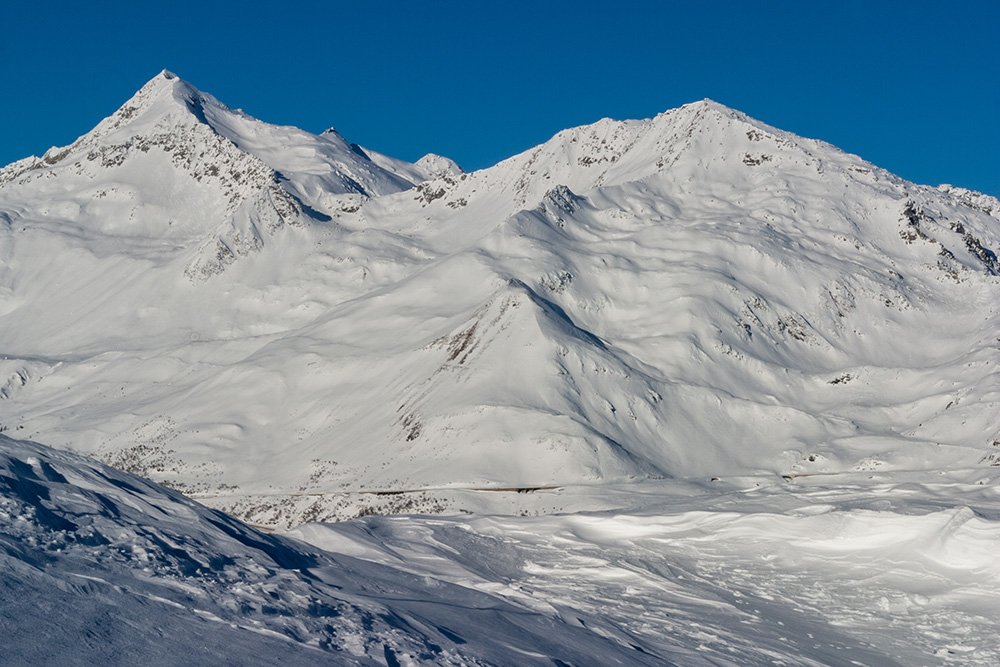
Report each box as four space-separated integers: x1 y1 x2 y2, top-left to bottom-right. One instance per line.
0 71 432 278
463 103 1000 482
1 78 998 528
332 98 1000 495
1 71 291 244
0 70 429 206
0 72 444 355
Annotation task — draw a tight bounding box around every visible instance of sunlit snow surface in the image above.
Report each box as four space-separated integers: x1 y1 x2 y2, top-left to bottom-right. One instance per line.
2 72 1000 664
1 73 999 527
3 435 999 665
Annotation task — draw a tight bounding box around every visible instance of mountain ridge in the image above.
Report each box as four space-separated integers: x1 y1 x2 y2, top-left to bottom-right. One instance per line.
0 72 997 528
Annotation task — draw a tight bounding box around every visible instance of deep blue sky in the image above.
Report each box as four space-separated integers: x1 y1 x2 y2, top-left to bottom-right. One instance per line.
4 1 998 196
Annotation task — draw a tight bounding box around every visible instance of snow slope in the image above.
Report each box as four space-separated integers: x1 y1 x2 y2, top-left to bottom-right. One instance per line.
0 73 998 532
3 433 999 665
0 433 655 666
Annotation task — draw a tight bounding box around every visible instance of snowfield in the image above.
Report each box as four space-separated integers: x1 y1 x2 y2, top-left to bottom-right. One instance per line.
3 435 1000 665
1 71 1000 664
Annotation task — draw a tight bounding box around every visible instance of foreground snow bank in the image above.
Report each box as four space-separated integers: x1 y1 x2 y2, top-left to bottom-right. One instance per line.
3 433 998 665
0 434 624 665
293 497 1000 666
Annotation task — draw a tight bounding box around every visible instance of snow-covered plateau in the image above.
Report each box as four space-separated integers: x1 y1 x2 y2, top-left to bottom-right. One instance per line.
1 71 999 664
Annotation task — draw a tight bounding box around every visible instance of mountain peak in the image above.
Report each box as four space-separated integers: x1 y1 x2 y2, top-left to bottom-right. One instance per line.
694 97 733 111
144 68 191 91
127 69 207 114
662 98 753 130
416 153 464 178
42 69 219 155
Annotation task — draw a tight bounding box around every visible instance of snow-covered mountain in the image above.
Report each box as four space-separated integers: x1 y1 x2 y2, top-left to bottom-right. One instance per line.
3 71 1000 665
1 72 999 530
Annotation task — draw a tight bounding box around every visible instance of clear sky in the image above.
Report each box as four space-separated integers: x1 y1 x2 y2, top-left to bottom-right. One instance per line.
3 0 998 196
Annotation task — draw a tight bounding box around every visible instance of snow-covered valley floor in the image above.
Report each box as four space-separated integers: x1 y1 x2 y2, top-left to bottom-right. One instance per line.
3 434 998 666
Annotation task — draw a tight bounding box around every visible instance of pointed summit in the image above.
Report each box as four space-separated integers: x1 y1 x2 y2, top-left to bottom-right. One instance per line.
93 70 219 138
17 70 223 167
130 69 200 104
416 153 464 178
685 97 739 114
0 70 216 184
